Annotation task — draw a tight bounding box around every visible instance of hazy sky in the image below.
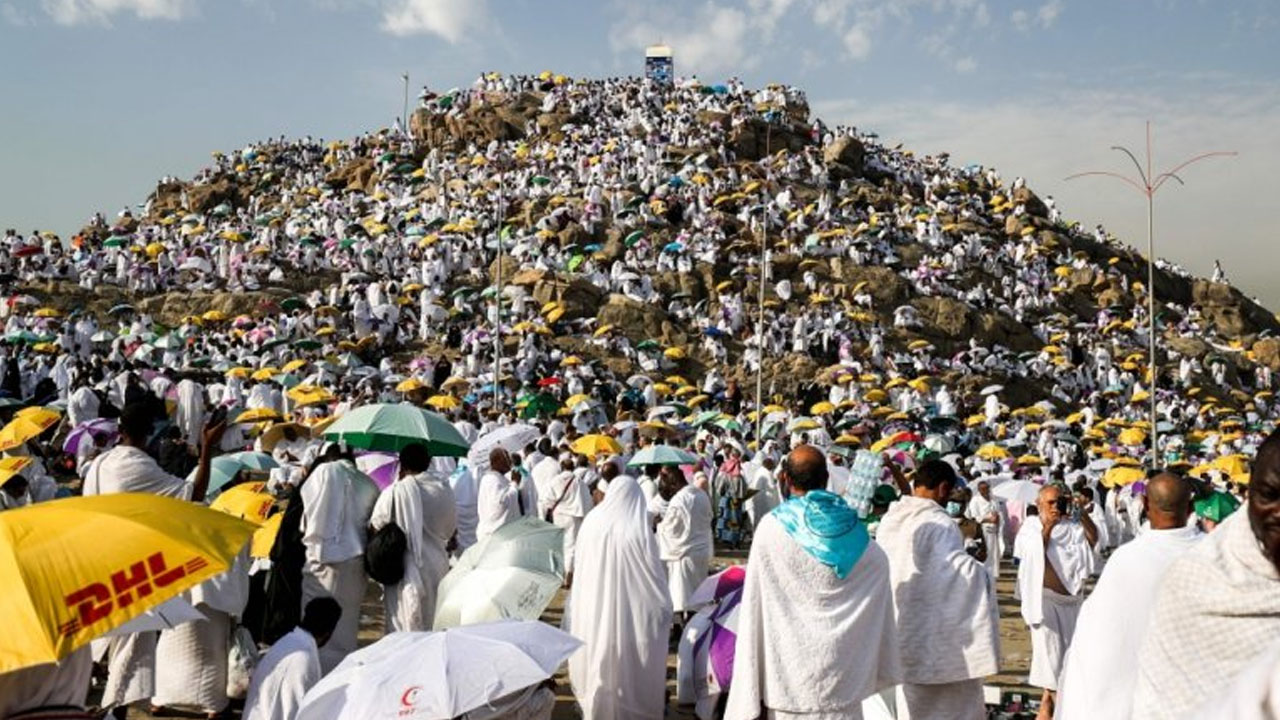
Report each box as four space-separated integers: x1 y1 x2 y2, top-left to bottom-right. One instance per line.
1 0 1277 303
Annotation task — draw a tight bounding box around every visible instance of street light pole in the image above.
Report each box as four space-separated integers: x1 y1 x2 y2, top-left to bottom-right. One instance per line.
1067 122 1234 469
401 72 410 136
493 169 506 411
755 122 772 443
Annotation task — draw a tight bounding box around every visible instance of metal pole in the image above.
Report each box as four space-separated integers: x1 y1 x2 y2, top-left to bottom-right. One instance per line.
1147 188 1158 467
402 73 410 136
494 170 505 410
755 123 771 443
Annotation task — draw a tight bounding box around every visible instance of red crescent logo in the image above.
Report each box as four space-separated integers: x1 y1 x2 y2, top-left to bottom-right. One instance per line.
401 686 421 708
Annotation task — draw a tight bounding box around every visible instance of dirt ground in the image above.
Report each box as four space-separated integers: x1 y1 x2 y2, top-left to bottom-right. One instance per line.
121 555 1034 720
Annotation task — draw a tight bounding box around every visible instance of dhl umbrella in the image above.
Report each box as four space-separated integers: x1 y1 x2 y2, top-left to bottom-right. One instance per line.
0 408 61 452
0 494 254 673
0 456 32 485
251 513 284 559
209 482 275 524
570 434 622 458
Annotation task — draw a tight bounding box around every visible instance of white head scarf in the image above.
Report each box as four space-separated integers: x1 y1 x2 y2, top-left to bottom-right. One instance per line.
565 475 673 720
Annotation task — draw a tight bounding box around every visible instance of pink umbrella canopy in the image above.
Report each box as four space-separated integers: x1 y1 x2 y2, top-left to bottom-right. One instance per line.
354 451 398 490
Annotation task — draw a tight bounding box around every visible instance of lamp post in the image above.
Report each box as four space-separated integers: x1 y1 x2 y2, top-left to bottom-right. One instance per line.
754 121 773 443
1066 122 1234 469
401 72 410 136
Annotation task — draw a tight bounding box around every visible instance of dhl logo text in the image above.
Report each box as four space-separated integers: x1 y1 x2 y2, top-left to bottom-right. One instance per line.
58 552 209 637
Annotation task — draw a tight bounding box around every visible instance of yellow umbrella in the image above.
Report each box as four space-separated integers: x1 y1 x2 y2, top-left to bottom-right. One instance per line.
250 367 279 382
226 367 251 379
791 419 821 432
0 457 32 486
651 383 672 396
250 513 284 559
202 310 228 323
665 375 688 387
687 394 710 408
863 389 888 404
1214 454 1251 476
0 409 61 452
426 394 460 411
289 386 335 407
570 434 622 458
0 494 254 673
34 307 62 319
396 377 427 393
560 356 583 367
593 324 615 337
975 444 1010 461
1016 455 1046 467
564 393 592 409
234 408 282 424
811 401 836 415
440 377 470 392
1103 465 1147 488
664 347 687 360
209 482 275 524
281 359 308 374
1117 427 1147 446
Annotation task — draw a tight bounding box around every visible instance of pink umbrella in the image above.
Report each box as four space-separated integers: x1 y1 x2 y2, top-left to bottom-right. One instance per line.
63 419 118 455
354 451 397 490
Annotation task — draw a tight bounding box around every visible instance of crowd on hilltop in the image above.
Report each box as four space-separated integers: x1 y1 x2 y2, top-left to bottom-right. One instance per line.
0 71 1278 720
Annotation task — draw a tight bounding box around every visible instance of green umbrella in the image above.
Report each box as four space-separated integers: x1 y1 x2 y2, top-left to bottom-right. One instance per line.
272 373 301 388
281 297 305 312
294 339 322 351
518 393 561 420
103 236 128 248
340 238 359 250
190 452 279 495
1194 491 1241 523
624 230 644 247
567 254 585 273
324 403 471 456
627 445 699 468
636 340 660 351
713 417 744 432
691 410 721 427
530 175 551 186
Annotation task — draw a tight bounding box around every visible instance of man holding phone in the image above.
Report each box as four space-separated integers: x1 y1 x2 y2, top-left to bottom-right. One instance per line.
1013 483 1099 720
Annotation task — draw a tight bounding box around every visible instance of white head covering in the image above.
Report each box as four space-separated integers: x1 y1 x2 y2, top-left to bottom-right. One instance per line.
565 475 672 719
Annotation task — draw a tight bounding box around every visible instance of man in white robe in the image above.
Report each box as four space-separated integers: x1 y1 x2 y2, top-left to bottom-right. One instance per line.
566 475 672 720
1013 483 1097 720
243 597 341 720
175 378 206 450
450 462 480 555
657 473 714 616
534 456 594 579
1056 473 1201 720
965 479 1003 579
476 448 521 544
299 446 378 673
727 446 901 720
83 403 224 718
151 549 252 717
369 442 456 632
0 647 93 718
876 460 1000 720
1132 431 1280 720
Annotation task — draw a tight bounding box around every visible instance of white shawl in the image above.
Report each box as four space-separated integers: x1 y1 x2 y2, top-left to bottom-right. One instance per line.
725 514 901 719
1056 524 1202 720
1013 515 1096 626
1133 508 1280 720
565 476 672 720
875 496 1000 683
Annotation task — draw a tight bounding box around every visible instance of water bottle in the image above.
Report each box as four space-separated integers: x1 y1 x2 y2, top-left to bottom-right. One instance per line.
846 450 883 518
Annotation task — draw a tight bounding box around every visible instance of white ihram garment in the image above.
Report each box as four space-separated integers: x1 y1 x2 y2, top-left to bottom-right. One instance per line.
369 471 456 632
565 476 673 720
1055 524 1201 720
243 628 321 720
875 497 999 720
657 484 714 612
725 514 901 720
1013 516 1095 691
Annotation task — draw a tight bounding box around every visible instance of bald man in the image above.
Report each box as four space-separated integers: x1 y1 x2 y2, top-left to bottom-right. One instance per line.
1012 484 1098 720
1133 430 1280 720
1056 473 1201 720
726 445 901 720
476 447 521 544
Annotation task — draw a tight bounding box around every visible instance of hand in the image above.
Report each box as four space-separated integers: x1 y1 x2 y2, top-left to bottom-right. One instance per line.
202 420 227 451
1042 505 1061 535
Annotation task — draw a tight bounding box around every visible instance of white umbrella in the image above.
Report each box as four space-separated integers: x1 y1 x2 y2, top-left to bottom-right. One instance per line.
297 620 581 720
923 434 954 454
466 424 541 472
980 385 1004 396
991 478 1043 504
434 517 564 630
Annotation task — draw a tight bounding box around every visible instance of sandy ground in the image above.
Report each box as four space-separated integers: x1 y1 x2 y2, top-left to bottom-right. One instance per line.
118 555 1035 719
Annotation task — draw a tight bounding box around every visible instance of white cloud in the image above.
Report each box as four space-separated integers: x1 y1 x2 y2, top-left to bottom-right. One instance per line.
841 23 872 59
2 2 33 24
1036 0 1064 28
954 56 977 73
379 0 489 41
1011 8 1030 30
812 81 1280 304
40 0 193 24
